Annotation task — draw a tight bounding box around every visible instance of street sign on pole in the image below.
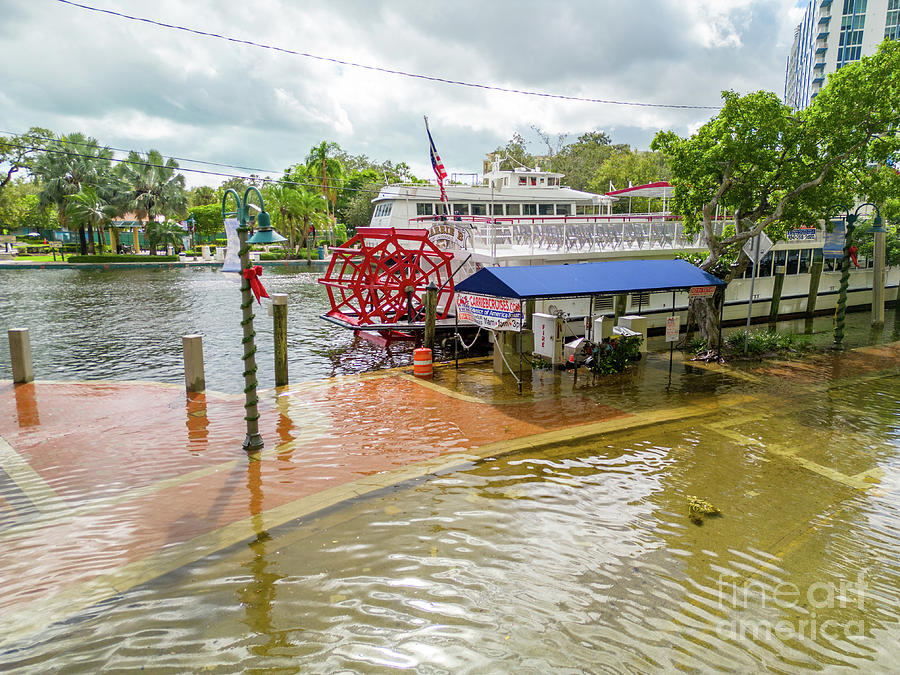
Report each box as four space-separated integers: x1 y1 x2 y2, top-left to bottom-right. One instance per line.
742 232 773 263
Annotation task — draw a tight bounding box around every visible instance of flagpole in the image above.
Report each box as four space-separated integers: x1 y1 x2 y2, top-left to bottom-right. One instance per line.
425 115 449 215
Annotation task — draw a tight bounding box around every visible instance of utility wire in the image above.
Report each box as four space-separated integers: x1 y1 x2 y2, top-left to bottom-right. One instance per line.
55 0 721 111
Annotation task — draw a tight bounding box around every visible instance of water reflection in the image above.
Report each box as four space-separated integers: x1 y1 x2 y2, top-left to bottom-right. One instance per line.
184 392 208 450
3 357 900 671
13 383 39 427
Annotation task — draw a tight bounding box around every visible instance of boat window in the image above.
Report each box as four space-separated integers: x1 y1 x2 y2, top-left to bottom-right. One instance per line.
540 178 546 185
798 249 811 274
523 204 537 215
756 251 774 277
786 250 800 275
531 177 537 186
453 203 469 216
504 178 509 186
772 250 787 276
556 204 571 216
435 203 448 215
519 177 527 185
490 204 504 215
471 203 487 216
416 203 433 216
506 204 521 216
538 204 554 215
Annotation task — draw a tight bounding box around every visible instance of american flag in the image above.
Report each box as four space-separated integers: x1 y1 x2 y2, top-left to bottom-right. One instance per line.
425 117 448 203
888 155 900 175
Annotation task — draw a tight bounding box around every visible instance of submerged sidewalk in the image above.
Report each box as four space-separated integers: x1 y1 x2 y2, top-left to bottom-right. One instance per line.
2 345 898 649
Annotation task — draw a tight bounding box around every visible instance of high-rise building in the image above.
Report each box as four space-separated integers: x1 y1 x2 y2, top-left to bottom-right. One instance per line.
785 0 899 109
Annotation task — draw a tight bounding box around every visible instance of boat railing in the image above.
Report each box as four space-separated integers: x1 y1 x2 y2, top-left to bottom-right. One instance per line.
410 214 723 257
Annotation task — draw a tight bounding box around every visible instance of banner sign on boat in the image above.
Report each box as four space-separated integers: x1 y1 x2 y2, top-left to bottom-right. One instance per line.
787 228 817 241
665 315 680 342
688 286 717 299
428 222 470 250
456 293 521 331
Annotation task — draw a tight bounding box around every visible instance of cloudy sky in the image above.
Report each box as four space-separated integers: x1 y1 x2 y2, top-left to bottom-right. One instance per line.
0 0 805 187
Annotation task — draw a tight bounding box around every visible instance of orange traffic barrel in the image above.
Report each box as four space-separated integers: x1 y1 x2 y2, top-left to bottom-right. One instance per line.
413 347 433 378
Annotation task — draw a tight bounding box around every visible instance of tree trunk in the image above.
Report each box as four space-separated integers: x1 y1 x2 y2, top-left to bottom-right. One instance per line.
96 224 105 255
87 222 95 255
688 292 724 352
78 226 87 256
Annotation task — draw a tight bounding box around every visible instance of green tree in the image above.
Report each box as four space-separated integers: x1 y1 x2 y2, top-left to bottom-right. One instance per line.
552 131 614 191
188 203 224 241
31 132 113 255
293 189 328 249
0 179 54 234
306 141 344 220
651 40 900 346
485 132 536 173
589 146 671 212
189 185 216 207
0 127 53 193
117 150 188 255
146 220 186 253
66 186 118 254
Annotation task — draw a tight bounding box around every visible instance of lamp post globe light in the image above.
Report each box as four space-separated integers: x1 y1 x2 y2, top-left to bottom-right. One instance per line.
832 202 883 348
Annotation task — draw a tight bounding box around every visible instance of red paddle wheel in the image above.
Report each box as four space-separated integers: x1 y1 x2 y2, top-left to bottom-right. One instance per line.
318 228 456 343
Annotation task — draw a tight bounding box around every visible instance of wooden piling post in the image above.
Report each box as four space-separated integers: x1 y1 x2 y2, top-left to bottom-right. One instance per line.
272 293 289 387
768 265 786 328
424 283 437 350
806 254 824 318
182 334 206 393
8 328 34 384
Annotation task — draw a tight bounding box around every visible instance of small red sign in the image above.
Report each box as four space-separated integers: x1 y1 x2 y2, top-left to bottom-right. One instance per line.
689 286 717 299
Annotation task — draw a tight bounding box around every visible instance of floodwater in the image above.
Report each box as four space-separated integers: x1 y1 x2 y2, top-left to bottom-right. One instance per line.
3 335 900 671
0 267 417 392
2 267 900 671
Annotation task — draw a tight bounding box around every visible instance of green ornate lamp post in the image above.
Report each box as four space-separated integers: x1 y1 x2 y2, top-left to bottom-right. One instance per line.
832 203 882 349
221 186 278 452
186 214 196 251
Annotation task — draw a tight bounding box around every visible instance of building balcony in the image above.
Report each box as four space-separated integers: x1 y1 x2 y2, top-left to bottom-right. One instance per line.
818 15 831 24
820 0 832 6
814 61 826 70
817 30 830 39
816 45 827 54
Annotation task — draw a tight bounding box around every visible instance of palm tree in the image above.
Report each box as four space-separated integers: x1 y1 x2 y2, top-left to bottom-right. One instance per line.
264 182 300 251
66 187 118 254
116 150 187 254
305 142 344 220
32 133 113 255
292 189 328 251
146 220 186 254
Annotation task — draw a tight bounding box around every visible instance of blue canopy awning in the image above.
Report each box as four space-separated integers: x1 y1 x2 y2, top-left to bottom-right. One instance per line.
454 260 725 299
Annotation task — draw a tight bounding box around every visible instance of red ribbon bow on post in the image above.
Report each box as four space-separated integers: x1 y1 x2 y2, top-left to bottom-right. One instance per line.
243 265 270 304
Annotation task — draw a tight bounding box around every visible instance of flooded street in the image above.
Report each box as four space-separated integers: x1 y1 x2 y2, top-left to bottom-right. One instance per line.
2 340 899 671
2 267 900 671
